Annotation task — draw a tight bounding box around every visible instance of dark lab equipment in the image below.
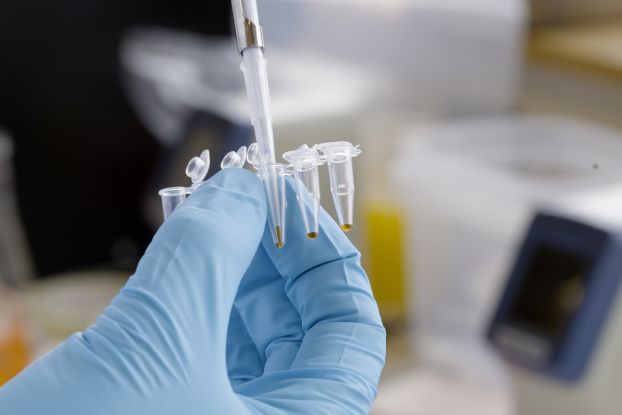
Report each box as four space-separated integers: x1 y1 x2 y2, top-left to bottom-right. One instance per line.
489 213 622 382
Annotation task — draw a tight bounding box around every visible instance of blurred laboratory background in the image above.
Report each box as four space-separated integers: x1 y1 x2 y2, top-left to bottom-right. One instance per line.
2 0 622 413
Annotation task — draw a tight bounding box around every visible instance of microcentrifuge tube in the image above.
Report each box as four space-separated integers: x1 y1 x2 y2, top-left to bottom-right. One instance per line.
283 145 324 239
317 141 361 232
258 163 287 248
221 146 248 169
159 149 210 221
158 187 188 221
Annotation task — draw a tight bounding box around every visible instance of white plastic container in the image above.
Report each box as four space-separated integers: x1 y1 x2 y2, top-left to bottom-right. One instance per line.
391 116 622 382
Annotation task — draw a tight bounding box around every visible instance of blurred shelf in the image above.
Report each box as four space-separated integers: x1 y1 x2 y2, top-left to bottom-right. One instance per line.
529 19 622 82
521 19 622 132
381 321 417 380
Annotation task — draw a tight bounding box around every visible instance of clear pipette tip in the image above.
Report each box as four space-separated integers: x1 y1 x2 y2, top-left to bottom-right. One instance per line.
257 163 287 248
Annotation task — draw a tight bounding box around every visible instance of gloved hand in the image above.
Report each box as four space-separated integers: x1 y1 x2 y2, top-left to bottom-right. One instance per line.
0 168 386 414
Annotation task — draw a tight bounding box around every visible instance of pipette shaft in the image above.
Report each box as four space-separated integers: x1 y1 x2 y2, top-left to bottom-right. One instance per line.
231 0 285 247
240 48 276 165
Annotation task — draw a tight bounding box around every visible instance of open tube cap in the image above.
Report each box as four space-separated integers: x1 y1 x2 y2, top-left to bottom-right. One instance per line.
221 146 248 170
186 149 211 188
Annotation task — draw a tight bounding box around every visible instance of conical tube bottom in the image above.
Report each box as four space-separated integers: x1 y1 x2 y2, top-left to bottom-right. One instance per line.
291 167 321 241
331 191 355 233
297 196 320 241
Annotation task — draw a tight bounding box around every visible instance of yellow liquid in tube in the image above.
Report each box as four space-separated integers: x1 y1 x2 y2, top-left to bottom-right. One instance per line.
275 226 284 248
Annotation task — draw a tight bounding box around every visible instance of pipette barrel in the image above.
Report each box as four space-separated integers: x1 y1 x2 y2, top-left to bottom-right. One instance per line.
240 49 276 165
232 0 286 246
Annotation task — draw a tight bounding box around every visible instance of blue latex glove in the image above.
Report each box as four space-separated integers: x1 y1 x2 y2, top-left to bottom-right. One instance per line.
0 169 386 414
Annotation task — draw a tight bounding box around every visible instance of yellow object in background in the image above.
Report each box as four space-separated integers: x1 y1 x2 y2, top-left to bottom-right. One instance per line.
0 288 30 386
364 202 408 323
0 322 29 386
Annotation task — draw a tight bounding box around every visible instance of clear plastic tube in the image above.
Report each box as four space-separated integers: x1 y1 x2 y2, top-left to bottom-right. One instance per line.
232 0 284 246
293 166 321 239
258 163 287 248
283 145 323 239
329 160 354 231
158 187 188 221
159 149 209 221
317 142 361 232
240 47 285 247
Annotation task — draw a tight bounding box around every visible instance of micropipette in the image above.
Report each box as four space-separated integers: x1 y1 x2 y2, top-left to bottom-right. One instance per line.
158 3 363 239
231 0 287 248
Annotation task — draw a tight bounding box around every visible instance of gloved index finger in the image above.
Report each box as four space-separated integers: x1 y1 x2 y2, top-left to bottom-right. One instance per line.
124 168 267 384
261 178 382 330
259 178 385 408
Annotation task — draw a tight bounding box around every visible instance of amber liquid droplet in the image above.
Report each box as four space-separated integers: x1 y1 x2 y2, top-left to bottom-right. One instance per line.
341 224 352 232
275 226 284 248
307 232 318 239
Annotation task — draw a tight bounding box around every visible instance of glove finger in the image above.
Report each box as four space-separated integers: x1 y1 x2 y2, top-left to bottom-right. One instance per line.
109 169 267 391
227 306 263 386
233 242 304 376
237 177 386 414
0 169 266 415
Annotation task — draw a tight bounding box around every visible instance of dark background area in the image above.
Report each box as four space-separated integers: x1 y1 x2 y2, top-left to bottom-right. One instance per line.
0 1 231 277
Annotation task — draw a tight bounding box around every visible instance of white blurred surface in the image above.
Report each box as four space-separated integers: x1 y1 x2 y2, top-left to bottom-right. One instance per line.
260 0 527 114
372 369 515 415
121 30 373 147
391 115 622 384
